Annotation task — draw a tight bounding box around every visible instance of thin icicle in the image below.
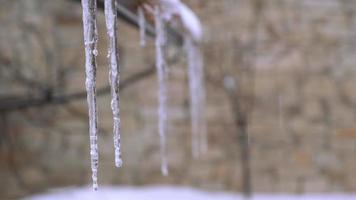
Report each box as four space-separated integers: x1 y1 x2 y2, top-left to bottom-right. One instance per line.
138 7 146 47
197 47 207 154
81 0 99 191
184 36 207 158
104 0 122 168
187 37 199 158
278 94 283 132
154 6 168 176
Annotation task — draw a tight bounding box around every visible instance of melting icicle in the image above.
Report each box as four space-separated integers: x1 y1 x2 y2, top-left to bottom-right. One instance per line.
196 43 207 155
278 94 283 132
138 7 146 47
184 36 207 158
81 0 99 191
154 6 169 176
158 0 207 158
104 0 122 168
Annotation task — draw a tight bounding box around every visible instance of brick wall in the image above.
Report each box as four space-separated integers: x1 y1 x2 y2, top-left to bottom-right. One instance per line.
1 0 356 198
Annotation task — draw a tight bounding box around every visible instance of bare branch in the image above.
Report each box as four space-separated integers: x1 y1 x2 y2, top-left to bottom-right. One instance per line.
0 65 155 112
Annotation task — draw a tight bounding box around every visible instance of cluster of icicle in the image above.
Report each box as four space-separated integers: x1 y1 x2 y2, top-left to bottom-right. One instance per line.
81 0 122 191
152 0 208 159
81 0 206 190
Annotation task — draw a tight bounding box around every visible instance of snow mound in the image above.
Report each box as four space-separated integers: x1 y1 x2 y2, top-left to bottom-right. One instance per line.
25 186 356 200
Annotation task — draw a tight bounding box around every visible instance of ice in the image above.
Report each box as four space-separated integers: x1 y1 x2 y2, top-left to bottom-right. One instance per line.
156 0 207 157
81 0 99 191
104 0 123 168
154 6 169 176
79 0 205 183
184 36 207 157
159 0 203 42
138 7 146 47
278 94 283 132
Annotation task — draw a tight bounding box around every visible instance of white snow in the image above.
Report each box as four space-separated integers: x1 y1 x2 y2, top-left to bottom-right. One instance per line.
25 186 356 200
159 0 203 42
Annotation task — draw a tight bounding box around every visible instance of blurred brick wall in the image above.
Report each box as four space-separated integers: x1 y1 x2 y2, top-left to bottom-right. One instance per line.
1 0 356 198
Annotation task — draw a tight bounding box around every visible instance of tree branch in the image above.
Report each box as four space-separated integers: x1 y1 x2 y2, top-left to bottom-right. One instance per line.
0 65 155 112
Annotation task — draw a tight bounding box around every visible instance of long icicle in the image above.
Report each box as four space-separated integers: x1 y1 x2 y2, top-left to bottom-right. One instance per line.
278 94 283 132
81 0 99 191
196 44 207 154
104 0 123 168
154 6 169 176
138 7 146 47
185 36 207 158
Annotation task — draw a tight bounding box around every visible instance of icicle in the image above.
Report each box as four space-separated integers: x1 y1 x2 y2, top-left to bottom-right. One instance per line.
278 94 283 132
195 42 207 154
81 0 99 191
104 0 122 168
138 7 146 47
198 65 207 154
154 6 169 176
184 36 207 158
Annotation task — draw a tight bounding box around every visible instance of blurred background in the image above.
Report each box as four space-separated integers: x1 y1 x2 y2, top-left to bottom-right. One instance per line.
2 0 356 199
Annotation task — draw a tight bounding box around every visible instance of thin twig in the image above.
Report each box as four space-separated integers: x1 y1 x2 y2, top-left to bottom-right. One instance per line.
0 65 156 112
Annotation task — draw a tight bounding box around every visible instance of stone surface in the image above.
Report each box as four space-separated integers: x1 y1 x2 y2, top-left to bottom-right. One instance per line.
1 0 356 199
